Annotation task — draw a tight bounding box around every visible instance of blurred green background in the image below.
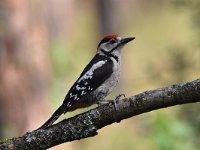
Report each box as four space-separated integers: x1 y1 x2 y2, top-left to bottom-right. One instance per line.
0 0 200 150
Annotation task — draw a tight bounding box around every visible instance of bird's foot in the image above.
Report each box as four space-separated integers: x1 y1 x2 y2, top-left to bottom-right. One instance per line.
115 93 126 101
97 94 126 111
113 94 126 111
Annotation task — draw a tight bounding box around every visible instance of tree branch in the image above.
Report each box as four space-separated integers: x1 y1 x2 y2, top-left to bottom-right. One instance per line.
1 79 200 150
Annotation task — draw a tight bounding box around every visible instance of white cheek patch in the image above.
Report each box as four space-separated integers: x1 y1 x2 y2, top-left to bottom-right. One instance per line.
105 43 112 50
99 41 119 53
100 43 110 52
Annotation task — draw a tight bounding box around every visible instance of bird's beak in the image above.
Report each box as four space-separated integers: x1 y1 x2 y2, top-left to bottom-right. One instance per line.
120 37 135 45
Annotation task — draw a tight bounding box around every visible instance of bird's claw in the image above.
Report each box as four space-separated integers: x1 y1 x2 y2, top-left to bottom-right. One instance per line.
97 94 126 111
115 94 126 101
113 94 126 111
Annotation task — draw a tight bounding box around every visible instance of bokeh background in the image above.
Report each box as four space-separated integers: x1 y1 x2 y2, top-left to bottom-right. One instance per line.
0 0 200 149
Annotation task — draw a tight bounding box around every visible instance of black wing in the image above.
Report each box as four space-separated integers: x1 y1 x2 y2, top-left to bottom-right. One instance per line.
37 54 113 129
63 54 113 106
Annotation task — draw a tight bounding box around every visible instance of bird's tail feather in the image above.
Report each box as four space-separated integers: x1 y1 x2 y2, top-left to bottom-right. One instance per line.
37 104 67 130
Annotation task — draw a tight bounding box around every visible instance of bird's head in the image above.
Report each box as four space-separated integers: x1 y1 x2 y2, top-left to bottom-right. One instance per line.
97 34 135 56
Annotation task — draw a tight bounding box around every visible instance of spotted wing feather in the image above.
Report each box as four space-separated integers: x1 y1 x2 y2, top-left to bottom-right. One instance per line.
37 54 113 129
63 54 113 108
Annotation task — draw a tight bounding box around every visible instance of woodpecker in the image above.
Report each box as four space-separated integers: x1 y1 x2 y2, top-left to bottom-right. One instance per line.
38 34 135 129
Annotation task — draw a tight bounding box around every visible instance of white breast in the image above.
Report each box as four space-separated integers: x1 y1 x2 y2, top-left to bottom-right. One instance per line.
93 56 121 100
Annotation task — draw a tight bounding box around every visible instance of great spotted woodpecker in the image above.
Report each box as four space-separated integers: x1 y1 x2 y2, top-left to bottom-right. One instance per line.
38 34 135 129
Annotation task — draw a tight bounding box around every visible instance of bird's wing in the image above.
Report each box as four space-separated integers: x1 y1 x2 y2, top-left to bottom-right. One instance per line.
63 54 113 107
37 55 113 129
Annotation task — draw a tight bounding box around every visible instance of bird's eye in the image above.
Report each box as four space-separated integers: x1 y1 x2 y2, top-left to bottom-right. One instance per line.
109 39 117 44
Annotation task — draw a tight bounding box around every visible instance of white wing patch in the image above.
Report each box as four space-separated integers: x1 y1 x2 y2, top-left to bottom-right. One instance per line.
78 60 107 83
76 84 86 90
88 86 93 90
69 60 108 101
81 91 87 96
70 93 78 100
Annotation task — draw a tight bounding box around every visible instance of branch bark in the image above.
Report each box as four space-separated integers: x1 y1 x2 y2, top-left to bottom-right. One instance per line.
1 79 200 150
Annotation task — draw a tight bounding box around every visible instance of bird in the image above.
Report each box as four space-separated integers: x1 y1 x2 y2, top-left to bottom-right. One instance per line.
38 34 135 129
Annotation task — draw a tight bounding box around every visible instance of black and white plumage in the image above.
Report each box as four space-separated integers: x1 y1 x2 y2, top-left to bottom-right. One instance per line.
38 34 135 129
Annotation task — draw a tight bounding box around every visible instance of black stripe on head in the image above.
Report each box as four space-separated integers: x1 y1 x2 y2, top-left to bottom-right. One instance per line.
100 49 119 62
